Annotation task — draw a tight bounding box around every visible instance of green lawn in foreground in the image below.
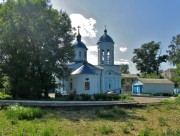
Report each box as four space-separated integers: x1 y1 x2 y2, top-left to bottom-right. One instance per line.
0 101 180 136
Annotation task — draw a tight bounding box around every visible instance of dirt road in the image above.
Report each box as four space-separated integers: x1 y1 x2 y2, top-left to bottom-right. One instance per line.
131 95 176 103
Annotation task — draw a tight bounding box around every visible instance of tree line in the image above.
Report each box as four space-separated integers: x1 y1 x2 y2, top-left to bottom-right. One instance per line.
131 34 180 86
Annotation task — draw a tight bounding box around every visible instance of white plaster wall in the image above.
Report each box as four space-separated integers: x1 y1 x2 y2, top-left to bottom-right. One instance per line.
70 74 98 95
97 42 114 65
100 65 121 93
74 47 87 62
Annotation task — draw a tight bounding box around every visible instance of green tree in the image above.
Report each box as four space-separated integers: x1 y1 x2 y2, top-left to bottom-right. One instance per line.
120 64 130 74
141 73 163 79
0 0 74 99
171 64 180 87
167 34 180 66
132 41 167 75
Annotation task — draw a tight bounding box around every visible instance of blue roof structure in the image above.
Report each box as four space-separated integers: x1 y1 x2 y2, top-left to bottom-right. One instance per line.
68 61 103 70
97 29 114 44
71 61 97 75
72 41 88 49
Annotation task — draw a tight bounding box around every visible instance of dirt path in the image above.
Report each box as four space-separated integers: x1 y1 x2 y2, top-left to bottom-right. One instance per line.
131 95 176 103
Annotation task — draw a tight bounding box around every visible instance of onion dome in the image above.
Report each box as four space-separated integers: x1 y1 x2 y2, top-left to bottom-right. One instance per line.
72 27 88 50
97 29 114 44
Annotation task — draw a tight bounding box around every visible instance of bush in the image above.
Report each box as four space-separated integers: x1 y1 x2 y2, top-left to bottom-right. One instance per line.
55 92 62 98
118 94 134 101
6 105 43 120
93 93 109 101
79 94 91 101
0 91 11 99
99 125 113 135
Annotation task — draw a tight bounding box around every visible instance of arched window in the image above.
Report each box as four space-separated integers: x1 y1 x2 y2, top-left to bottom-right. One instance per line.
107 49 110 64
101 49 104 64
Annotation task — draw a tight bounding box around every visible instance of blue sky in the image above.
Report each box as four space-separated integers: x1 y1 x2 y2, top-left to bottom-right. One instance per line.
51 0 180 73
1 0 180 73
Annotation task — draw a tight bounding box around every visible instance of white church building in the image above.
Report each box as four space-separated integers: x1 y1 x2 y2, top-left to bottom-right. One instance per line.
56 28 121 95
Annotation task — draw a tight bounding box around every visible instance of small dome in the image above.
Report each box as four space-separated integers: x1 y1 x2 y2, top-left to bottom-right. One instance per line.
73 41 88 50
72 32 88 50
97 29 114 44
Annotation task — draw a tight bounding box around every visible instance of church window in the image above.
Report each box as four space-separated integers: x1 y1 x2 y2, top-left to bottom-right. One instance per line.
109 83 111 89
101 49 104 64
70 82 72 90
79 51 81 58
107 49 110 64
85 82 90 90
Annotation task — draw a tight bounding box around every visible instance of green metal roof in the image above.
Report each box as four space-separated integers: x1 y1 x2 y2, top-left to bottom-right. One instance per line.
137 78 174 84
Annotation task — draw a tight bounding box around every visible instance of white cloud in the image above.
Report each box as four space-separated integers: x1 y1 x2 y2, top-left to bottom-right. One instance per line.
119 47 127 52
87 46 98 65
115 59 129 65
70 14 97 38
88 46 97 52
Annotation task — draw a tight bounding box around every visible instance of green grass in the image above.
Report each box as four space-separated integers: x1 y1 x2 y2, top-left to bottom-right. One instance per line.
112 106 127 115
99 125 113 135
0 102 180 135
6 105 43 120
158 117 168 126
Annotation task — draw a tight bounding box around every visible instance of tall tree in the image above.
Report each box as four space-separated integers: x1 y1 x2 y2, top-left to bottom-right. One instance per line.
171 64 180 86
0 0 74 99
167 34 180 66
132 41 167 75
120 64 130 74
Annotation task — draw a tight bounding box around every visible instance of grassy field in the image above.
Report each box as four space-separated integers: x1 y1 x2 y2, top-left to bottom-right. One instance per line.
0 99 180 136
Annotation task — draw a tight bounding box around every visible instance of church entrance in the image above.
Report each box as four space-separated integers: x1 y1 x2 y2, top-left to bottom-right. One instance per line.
105 78 114 91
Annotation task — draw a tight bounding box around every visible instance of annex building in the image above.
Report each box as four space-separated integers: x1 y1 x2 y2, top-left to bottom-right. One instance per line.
56 28 121 95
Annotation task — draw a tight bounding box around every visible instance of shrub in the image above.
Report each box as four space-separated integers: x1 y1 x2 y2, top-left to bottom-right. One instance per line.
79 94 91 101
99 125 113 135
0 92 11 99
55 92 62 98
118 94 134 101
6 105 43 120
112 106 127 115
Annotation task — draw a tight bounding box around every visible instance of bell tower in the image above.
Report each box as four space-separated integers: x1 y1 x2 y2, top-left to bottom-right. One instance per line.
97 27 114 65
